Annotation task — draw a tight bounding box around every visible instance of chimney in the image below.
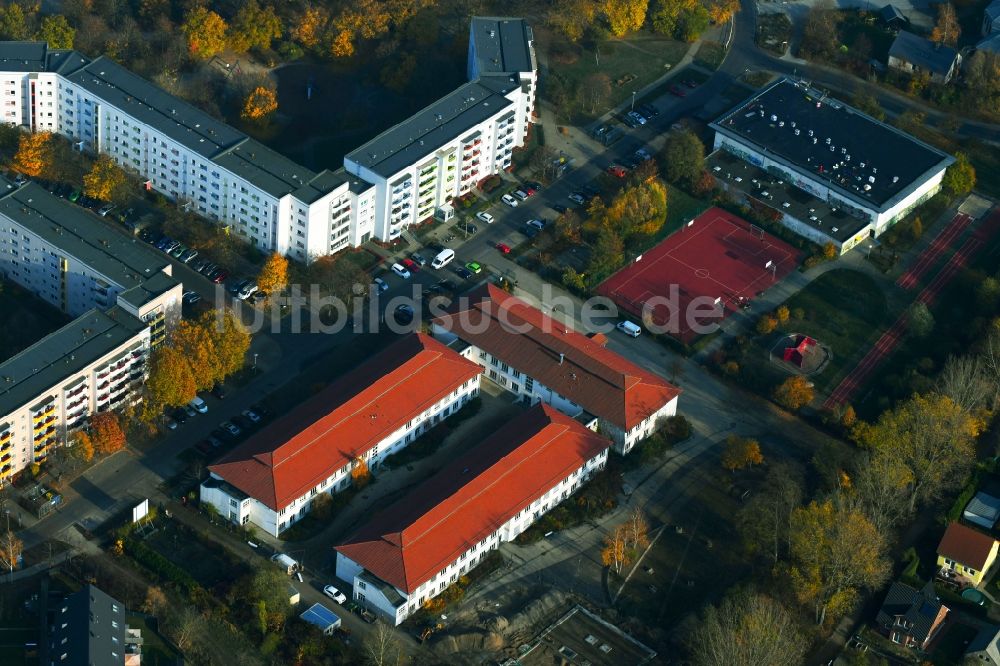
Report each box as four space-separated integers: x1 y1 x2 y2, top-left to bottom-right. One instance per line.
559 353 564 365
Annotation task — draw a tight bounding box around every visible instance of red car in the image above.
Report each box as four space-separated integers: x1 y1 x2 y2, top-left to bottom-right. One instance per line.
401 258 420 272
607 165 628 179
669 85 686 98
211 269 229 284
496 242 511 255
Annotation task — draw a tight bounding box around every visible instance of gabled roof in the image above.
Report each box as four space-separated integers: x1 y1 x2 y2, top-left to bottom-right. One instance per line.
986 0 1000 23
432 284 680 430
875 581 946 644
977 32 1000 54
889 31 960 76
335 404 610 594
964 492 1000 530
938 522 998 569
879 4 908 24
209 333 481 510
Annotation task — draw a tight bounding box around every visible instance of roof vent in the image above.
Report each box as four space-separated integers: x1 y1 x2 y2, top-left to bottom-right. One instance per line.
489 29 496 38
892 176 899 183
559 353 564 365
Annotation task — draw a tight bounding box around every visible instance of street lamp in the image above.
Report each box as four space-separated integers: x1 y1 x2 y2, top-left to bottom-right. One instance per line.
252 353 258 374
631 91 637 112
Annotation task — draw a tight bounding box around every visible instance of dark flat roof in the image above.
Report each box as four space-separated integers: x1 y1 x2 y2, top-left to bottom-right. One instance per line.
470 17 534 75
711 78 953 211
0 179 171 288
47 585 128 666
0 307 145 423
346 78 518 179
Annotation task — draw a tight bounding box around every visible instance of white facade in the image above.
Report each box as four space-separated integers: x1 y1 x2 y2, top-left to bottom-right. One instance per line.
335 446 608 625
200 376 481 537
0 311 151 482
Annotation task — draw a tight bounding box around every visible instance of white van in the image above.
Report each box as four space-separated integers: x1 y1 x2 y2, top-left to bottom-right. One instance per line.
616 321 642 338
431 248 455 269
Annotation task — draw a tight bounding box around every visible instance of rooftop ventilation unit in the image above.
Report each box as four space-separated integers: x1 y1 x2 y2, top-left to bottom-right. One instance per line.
770 114 778 122
808 130 814 137
892 176 899 183
794 129 801 136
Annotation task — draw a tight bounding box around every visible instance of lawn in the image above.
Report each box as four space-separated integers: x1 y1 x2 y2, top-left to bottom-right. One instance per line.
544 30 689 123
779 268 889 389
0 280 73 362
693 41 726 70
127 614 182 666
144 521 250 591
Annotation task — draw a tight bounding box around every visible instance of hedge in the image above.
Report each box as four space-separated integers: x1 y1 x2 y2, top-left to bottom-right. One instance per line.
124 539 201 595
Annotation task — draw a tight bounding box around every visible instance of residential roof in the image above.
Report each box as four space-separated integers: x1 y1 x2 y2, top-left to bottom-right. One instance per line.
879 4 909 24
889 31 960 77
117 270 182 310
964 492 1000 530
966 624 1000 662
986 0 1000 23
345 78 519 179
299 603 340 632
875 581 946 645
938 522 998 569
433 284 680 431
335 404 610 594
710 78 954 211
469 17 535 75
977 32 1000 53
0 179 171 289
46 585 127 666
209 333 482 511
0 307 147 418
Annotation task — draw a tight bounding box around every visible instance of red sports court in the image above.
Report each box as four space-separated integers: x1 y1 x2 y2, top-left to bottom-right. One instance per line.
597 207 802 342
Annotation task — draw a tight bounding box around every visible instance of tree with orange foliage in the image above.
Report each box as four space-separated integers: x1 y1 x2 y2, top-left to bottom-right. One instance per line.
708 0 740 24
351 457 371 488
292 6 327 48
327 29 354 58
721 435 764 472
10 131 53 178
241 86 278 122
601 524 630 574
930 2 959 46
773 376 814 411
90 412 126 456
181 7 228 59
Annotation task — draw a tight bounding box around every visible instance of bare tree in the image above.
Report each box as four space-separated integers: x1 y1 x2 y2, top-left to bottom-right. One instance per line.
0 530 22 578
940 355 991 412
686 588 807 666
624 507 650 552
840 450 912 536
365 621 403 666
738 461 803 564
169 607 201 652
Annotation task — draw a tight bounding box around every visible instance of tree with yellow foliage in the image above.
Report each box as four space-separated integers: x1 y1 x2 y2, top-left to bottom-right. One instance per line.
930 2 960 46
170 319 221 391
602 179 668 240
144 345 197 420
351 457 371 488
10 131 54 178
69 431 95 464
852 393 979 513
256 251 288 297
229 0 282 53
292 6 327 48
773 376 814 411
36 14 75 49
789 500 889 625
601 524 630 574
547 0 599 42
199 310 251 380
182 7 228 60
241 86 278 122
721 435 764 472
327 29 355 58
83 155 128 203
707 0 740 24
603 0 649 36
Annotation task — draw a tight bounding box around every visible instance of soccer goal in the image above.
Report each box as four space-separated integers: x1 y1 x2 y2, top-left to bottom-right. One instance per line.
749 224 766 240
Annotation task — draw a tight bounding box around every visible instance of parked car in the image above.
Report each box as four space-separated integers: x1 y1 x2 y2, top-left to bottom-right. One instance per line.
394 304 414 324
476 211 494 224
496 242 511 254
391 263 411 279
401 258 419 272
170 245 187 258
242 409 261 424
627 111 647 126
179 249 198 263
373 276 389 292
191 258 208 273
552 204 568 214
568 193 586 205
524 181 542 192
164 417 178 431
182 291 202 305
454 266 474 280
211 383 228 399
465 261 482 274
220 421 241 437
189 396 209 414
173 408 189 424
635 148 652 161
324 585 348 604
638 103 660 118
526 219 545 230
98 204 115 217
410 253 427 266
457 222 478 235
607 165 628 178
512 189 530 201
501 193 519 207
210 269 229 284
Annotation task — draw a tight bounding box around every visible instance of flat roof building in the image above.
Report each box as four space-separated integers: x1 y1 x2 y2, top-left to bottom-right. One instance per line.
44 584 139 666
202 333 482 536
335 404 610 625
710 78 953 253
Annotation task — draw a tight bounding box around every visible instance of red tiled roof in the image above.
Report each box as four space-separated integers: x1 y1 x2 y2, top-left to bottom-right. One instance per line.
938 522 997 570
335 404 610 594
208 333 482 511
433 284 680 430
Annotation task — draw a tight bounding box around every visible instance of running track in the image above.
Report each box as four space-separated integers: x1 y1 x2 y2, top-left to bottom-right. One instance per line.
824 214 1000 409
896 213 973 290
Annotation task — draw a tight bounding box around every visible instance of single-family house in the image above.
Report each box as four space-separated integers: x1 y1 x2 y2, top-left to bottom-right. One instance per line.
965 491 1000 531
875 581 949 651
879 4 910 30
888 31 962 84
984 0 1000 36
967 624 1000 664
937 522 1000 586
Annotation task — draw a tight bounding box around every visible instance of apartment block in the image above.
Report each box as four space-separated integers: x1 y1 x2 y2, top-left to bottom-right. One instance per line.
335 404 610 626
201 333 482 537
432 285 681 455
